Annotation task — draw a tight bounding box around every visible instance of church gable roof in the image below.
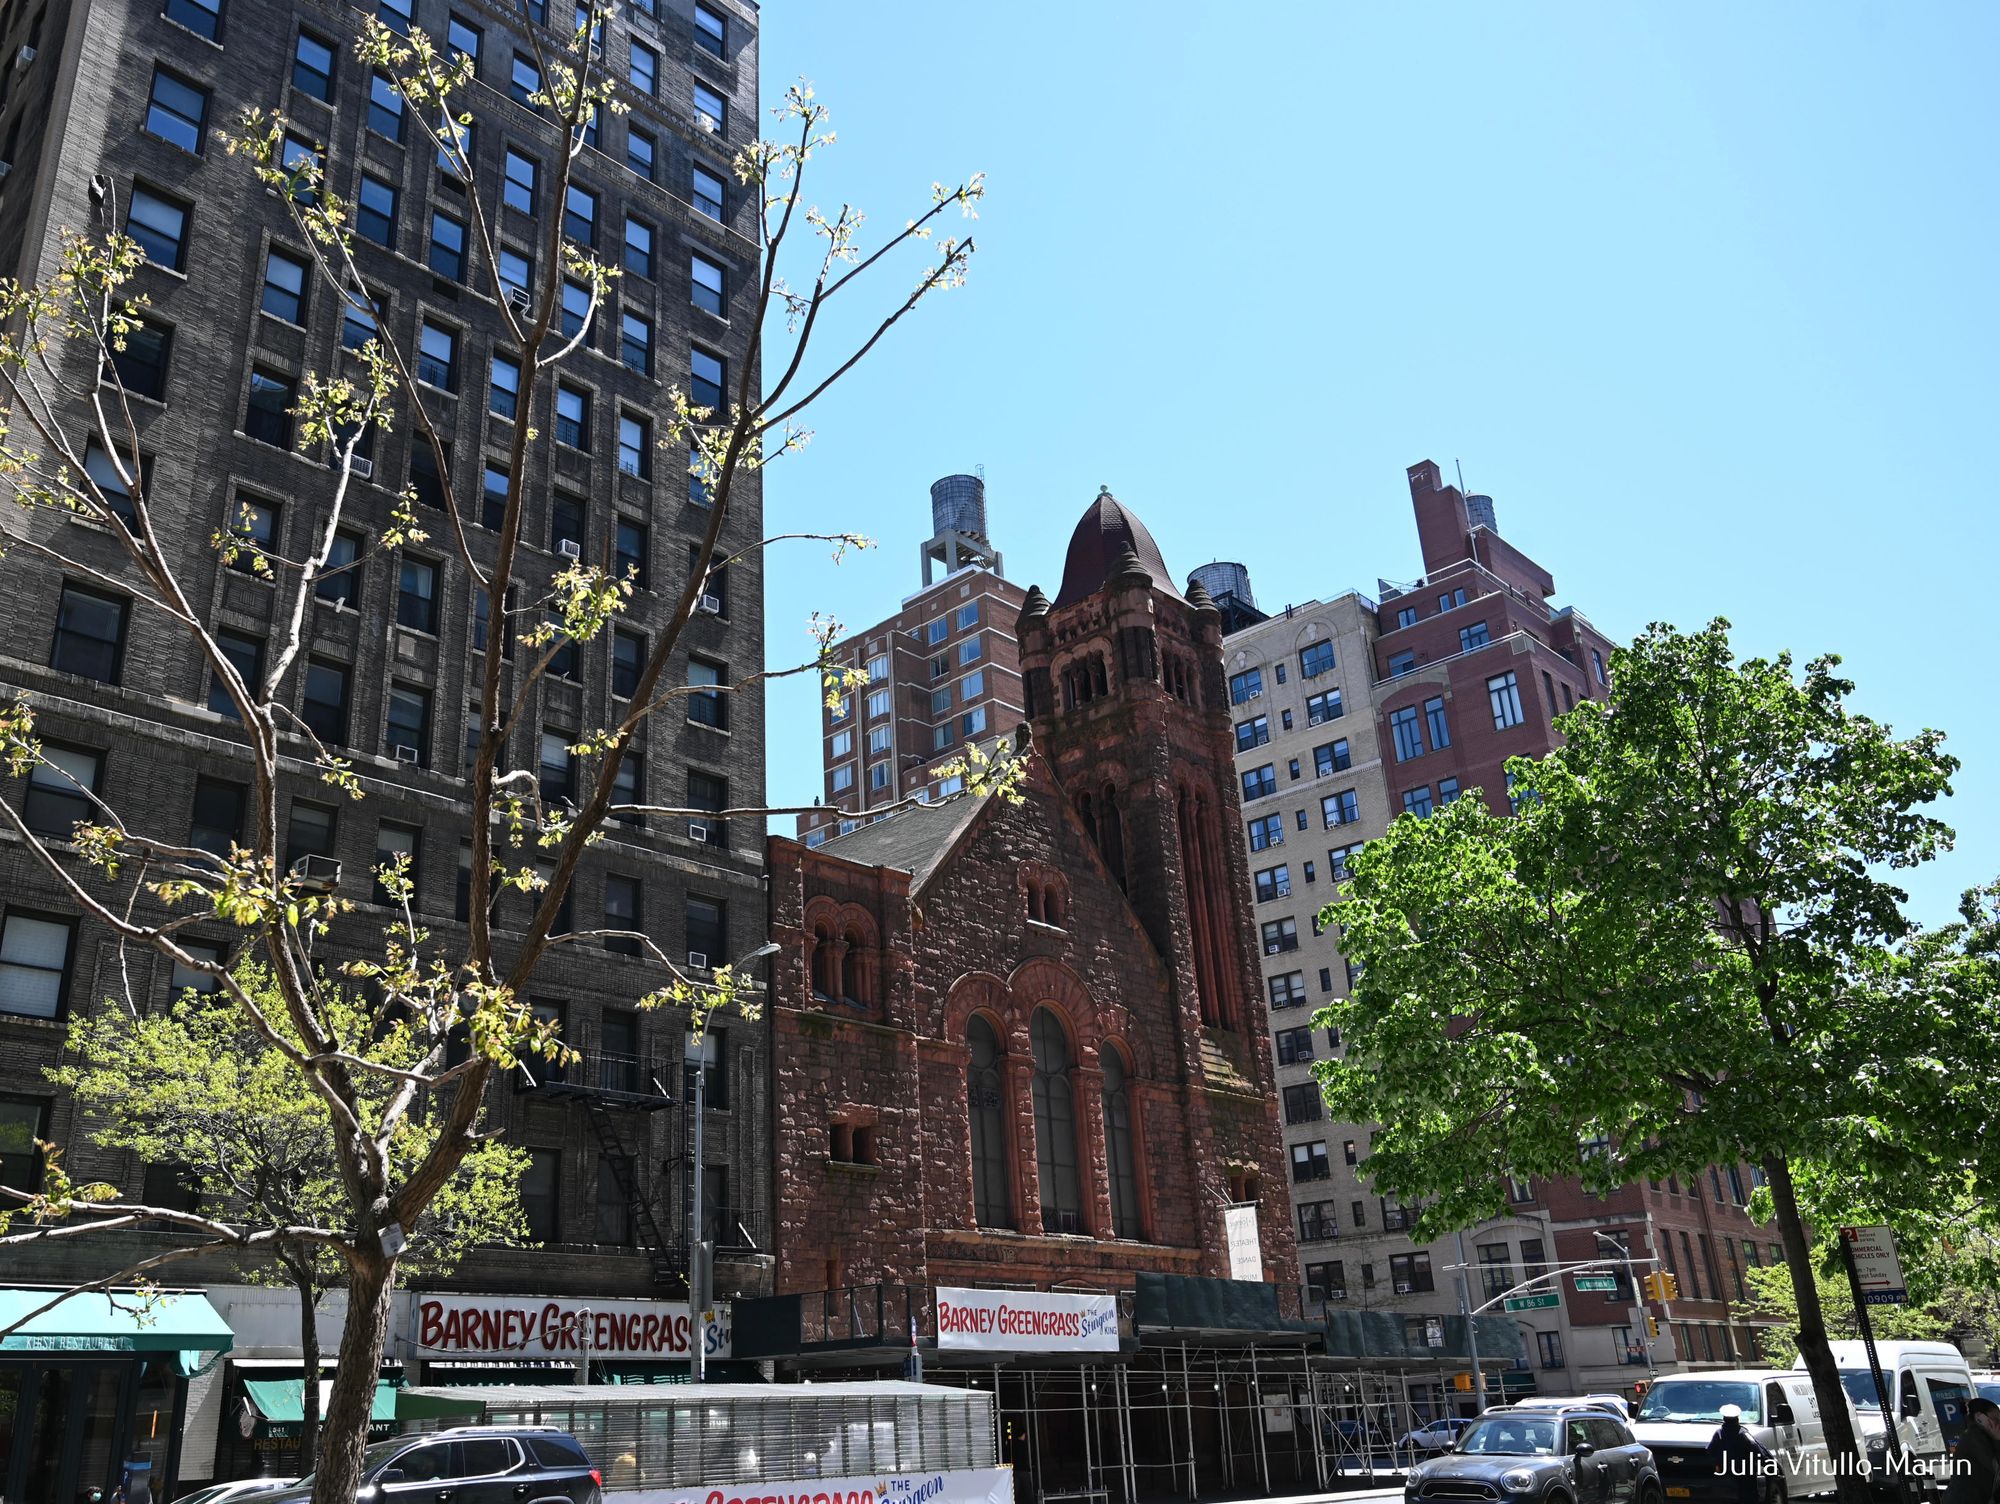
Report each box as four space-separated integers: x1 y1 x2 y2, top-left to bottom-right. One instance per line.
1052 489 1188 610
815 786 994 887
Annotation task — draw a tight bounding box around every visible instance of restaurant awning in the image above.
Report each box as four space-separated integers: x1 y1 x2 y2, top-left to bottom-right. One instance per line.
238 1379 478 1431
0 1288 232 1375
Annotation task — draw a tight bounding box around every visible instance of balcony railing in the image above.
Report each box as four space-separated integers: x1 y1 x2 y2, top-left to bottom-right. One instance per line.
526 1047 675 1107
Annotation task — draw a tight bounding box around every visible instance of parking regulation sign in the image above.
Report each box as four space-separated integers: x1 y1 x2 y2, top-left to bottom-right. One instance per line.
1841 1225 1908 1305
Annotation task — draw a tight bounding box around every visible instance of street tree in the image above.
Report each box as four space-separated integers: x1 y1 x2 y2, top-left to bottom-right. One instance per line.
48 964 527 1466
1732 1236 2000 1363
1316 620 2000 1504
0 8 1008 1497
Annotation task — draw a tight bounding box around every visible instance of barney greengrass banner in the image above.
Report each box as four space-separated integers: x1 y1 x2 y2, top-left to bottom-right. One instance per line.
618 1469 1015 1504
934 1286 1119 1353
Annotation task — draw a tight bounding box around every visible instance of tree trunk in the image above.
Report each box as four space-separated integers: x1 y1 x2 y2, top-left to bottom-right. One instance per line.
311 1251 393 1504
1766 1155 1871 1504
293 1264 321 1478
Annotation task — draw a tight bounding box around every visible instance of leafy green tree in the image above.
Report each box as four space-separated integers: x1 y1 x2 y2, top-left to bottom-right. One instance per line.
0 11 1011 1499
42 965 526 1466
1318 620 1999 1504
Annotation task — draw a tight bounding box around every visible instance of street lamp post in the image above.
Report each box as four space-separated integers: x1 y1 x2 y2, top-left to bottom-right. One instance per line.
689 942 780 1384
1595 1230 1648 1371
1455 1229 1487 1415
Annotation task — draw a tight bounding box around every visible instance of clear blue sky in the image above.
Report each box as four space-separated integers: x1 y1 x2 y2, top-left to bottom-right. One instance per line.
756 3 2000 925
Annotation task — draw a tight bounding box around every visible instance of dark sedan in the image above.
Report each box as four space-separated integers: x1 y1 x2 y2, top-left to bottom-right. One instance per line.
1406 1406 1663 1504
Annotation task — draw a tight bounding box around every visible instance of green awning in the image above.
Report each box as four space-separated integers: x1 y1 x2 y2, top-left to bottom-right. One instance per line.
0 1289 232 1376
242 1379 398 1425
396 1390 486 1420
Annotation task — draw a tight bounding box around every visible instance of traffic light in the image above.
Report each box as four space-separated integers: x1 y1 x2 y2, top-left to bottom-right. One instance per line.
1645 1314 1660 1338
1643 1271 1682 1302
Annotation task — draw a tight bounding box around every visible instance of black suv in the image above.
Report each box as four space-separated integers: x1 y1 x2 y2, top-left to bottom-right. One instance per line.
1406 1404 1664 1504
260 1427 601 1504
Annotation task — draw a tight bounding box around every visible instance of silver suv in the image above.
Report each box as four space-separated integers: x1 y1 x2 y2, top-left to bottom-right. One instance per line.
1406 1404 1663 1504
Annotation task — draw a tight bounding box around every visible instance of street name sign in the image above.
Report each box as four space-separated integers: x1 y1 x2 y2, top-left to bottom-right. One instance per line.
1504 1292 1561 1311
1573 1276 1620 1292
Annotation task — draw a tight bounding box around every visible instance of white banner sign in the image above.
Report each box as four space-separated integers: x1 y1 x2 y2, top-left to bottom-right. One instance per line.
411 1294 731 1361
616 1468 1014 1504
935 1287 1118 1353
1841 1225 1908 1305
1225 1203 1262 1281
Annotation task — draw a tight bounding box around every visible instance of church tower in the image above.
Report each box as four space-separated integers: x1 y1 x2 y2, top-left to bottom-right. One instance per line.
1017 490 1280 1140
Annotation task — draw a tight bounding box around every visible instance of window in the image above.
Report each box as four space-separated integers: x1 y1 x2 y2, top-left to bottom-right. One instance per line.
503 149 537 214
1312 740 1350 778
1294 1203 1338 1244
626 123 656 181
555 385 590 448
628 38 657 94
613 518 649 589
1254 864 1290 902
410 322 457 393
624 217 655 278
959 636 983 667
1390 1251 1435 1293
533 730 575 808
691 79 727 134
688 350 727 415
1026 1009 1083 1233
0 911 73 1021
1421 696 1451 750
563 184 597 246
1300 640 1335 678
1306 688 1342 724
208 629 263 716
599 874 641 955
301 658 350 745
253 247 312 330
1248 813 1284 851
619 312 653 376
489 352 522 420
417 209 467 279
1268 971 1306 1009
446 13 482 67
385 684 430 765
376 0 412 30
1262 917 1298 955
347 176 397 250
967 1015 1010 1227
51 584 127 683
510 53 540 104
866 726 892 757
1459 620 1491 653
1277 1029 1317 1069
606 415 652 485
221 496 278 575
1282 1083 1322 1125
1402 786 1434 817
1592 648 1608 686
129 187 190 270
688 658 727 729
365 73 405 140
1438 777 1460 805
371 821 419 906
1305 1261 1345 1301
111 321 171 402
1241 764 1275 801
1439 587 1467 610
1322 789 1359 827
282 799 337 872
830 763 854 794
1387 650 1417 679
551 279 588 342
292 30 335 98
146 68 208 153
1396 605 1418 629
522 1148 559 1241
549 492 585 556
278 133 322 207
684 894 725 964
1488 671 1525 729
1318 967 1335 994
189 778 245 856
1287 1139 1332 1186
1234 716 1270 751
1390 705 1424 761
23 744 103 840
610 628 646 699
165 0 223 38
395 556 438 634
691 165 724 221
340 294 379 352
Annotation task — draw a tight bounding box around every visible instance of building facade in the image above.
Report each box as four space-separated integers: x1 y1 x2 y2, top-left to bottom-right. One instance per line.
1221 460 1774 1404
0 0 772 1471
801 473 1026 843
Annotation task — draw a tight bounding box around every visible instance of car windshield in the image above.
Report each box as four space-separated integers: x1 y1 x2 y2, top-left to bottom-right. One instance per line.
1637 1382 1763 1424
1838 1372 1887 1412
1460 1417 1559 1455
295 1437 412 1487
1976 1382 2000 1404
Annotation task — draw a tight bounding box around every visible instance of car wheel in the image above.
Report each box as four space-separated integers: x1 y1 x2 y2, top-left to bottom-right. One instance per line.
1765 1479 1788 1504
1545 1489 1573 1504
1638 1483 1663 1504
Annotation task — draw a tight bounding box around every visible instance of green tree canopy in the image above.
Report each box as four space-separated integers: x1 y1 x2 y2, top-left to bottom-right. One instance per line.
1318 620 1999 1504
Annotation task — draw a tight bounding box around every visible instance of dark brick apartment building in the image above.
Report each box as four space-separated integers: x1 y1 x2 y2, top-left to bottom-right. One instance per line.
0 0 771 1476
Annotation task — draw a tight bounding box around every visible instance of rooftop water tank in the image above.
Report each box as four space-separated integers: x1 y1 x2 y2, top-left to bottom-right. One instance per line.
930 474 988 541
1465 494 1498 533
1188 560 1255 607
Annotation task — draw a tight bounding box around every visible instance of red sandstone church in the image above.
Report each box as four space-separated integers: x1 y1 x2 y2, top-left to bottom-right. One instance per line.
745 493 1316 1495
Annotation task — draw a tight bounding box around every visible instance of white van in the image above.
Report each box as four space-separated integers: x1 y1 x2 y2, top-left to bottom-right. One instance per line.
1515 1393 1635 1422
1632 1370 1838 1502
1795 1340 1976 1496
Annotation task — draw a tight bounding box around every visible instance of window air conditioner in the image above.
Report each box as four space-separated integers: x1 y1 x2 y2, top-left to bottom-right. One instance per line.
687 821 709 842
1275 881 1292 897
506 287 533 312
696 593 722 615
349 456 374 480
1248 687 1262 699
686 950 709 970
288 854 341 892
1395 1282 1414 1294
15 46 36 71
394 745 420 764
1329 1288 1347 1301
558 538 582 560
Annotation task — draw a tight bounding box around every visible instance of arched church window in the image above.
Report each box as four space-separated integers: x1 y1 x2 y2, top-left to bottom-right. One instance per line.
1103 1046 1142 1239
1030 1008 1082 1234
968 1015 1011 1229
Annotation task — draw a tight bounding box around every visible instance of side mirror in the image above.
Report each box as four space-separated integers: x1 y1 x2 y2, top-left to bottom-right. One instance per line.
1899 1395 1922 1419
1573 1442 1596 1460
1771 1404 1796 1426
377 1470 406 1487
